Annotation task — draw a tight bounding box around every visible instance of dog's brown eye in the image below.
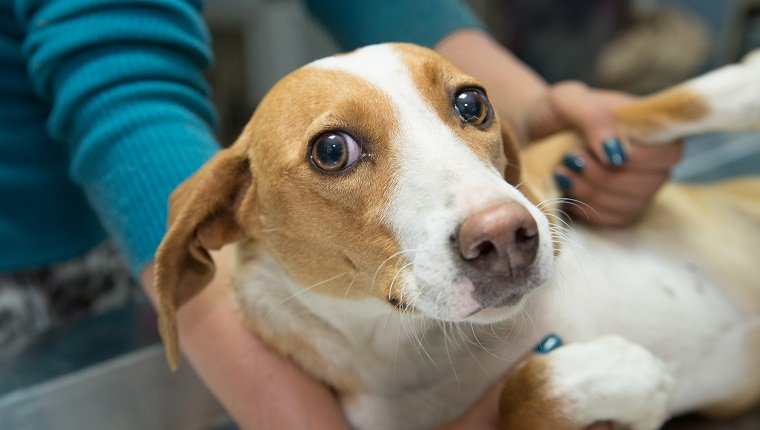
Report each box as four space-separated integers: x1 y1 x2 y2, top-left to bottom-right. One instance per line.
454 88 492 126
310 131 362 172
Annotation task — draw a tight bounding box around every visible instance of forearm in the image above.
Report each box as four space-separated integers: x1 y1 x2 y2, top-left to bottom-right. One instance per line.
16 0 219 274
141 246 350 430
435 29 550 144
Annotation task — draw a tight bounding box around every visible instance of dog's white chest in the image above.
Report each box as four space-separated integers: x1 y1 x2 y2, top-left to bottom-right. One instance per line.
542 226 744 339
536 225 751 413
300 293 536 430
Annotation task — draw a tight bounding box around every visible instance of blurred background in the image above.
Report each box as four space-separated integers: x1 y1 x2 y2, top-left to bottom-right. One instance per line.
205 0 760 182
1 1 758 429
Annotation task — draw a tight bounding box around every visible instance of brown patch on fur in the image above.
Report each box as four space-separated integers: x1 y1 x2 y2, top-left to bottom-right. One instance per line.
395 44 511 180
615 86 709 138
499 356 577 429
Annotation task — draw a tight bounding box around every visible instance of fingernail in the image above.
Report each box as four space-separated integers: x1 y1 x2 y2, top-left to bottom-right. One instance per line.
562 153 585 174
602 138 627 167
553 172 572 191
534 334 563 354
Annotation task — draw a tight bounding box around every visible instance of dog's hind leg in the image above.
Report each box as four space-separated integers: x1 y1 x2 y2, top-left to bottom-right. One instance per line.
615 49 760 143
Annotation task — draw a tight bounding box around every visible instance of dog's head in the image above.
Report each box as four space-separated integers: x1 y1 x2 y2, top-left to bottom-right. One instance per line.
155 43 554 368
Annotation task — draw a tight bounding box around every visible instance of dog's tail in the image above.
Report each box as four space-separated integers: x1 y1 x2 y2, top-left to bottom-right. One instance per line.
615 49 760 143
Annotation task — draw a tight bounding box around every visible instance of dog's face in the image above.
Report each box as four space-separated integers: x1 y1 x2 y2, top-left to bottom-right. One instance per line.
155 44 554 367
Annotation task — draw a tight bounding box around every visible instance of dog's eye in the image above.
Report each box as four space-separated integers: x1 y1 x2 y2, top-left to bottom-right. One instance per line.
454 88 492 126
310 131 362 172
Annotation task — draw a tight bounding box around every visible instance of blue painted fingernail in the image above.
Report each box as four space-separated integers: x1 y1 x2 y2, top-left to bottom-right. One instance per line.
534 334 563 354
602 138 627 167
553 172 572 191
562 154 585 174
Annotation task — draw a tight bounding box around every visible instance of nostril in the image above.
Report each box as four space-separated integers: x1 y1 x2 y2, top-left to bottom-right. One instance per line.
457 201 540 274
472 240 496 261
515 227 537 245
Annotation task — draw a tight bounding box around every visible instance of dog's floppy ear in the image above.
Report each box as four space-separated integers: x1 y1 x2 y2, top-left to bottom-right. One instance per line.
154 143 252 370
500 123 523 186
500 122 542 205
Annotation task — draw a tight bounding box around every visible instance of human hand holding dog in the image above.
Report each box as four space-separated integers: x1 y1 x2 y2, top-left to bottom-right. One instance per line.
525 83 684 226
141 246 351 430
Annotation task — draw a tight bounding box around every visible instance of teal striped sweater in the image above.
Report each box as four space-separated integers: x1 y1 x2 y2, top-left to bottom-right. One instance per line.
0 0 481 274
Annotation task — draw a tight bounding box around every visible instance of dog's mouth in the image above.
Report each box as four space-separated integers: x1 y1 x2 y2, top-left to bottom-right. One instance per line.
388 260 548 323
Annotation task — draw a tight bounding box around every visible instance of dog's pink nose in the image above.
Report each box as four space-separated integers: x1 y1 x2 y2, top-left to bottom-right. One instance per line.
457 201 539 277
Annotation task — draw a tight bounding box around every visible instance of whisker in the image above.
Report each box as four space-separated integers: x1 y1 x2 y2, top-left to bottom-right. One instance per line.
372 248 420 292
442 322 461 389
265 271 352 317
468 322 509 361
343 275 357 298
255 227 284 234
387 261 414 305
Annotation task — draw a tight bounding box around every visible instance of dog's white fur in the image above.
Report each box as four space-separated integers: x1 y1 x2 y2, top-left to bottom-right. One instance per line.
158 44 760 430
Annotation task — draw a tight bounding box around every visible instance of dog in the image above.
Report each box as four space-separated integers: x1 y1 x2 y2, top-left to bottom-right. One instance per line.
155 44 760 429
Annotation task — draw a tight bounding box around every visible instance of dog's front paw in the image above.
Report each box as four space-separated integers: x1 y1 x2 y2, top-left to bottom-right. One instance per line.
500 335 675 430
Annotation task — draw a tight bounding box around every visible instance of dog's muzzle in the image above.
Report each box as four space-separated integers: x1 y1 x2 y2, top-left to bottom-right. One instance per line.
456 200 540 308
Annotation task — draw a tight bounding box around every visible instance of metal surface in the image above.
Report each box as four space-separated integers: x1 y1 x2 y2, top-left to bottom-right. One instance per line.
0 299 227 430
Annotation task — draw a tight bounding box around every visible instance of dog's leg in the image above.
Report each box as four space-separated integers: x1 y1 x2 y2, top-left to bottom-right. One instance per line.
499 335 674 430
616 49 760 143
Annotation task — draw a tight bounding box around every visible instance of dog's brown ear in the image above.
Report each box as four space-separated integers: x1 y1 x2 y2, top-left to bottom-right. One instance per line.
154 143 252 370
500 122 542 205
500 123 523 186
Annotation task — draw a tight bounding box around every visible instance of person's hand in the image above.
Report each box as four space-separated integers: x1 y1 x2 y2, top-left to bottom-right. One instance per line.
141 246 351 430
523 81 683 226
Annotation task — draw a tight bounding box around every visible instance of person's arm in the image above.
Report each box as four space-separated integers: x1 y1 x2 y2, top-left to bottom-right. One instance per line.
16 0 218 272
141 247 350 429
16 1 349 427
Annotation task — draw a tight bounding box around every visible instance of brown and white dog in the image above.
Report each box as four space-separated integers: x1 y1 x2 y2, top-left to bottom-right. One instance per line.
155 44 760 429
